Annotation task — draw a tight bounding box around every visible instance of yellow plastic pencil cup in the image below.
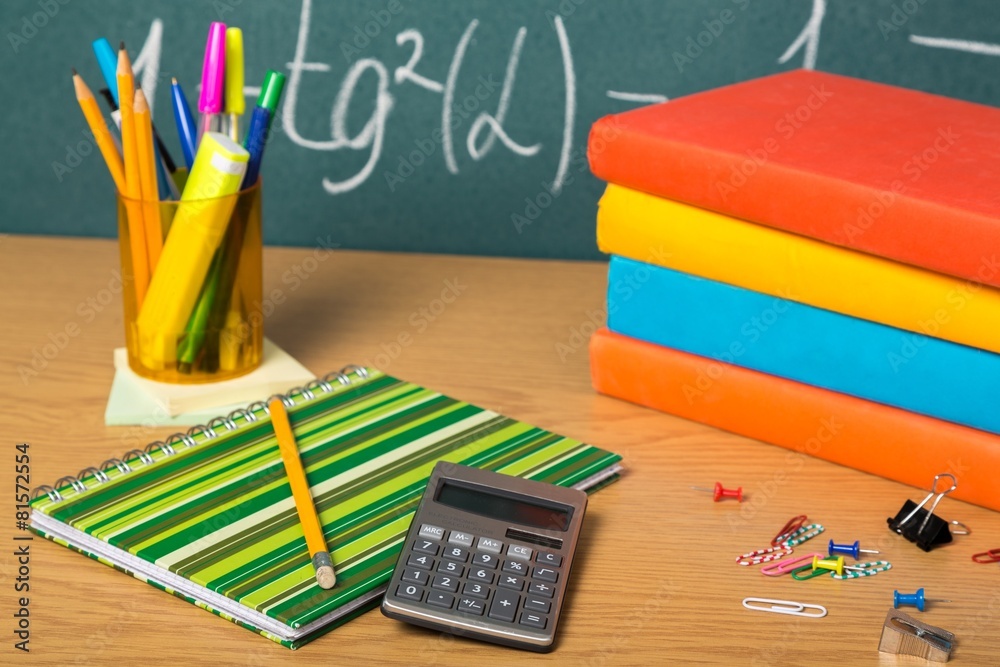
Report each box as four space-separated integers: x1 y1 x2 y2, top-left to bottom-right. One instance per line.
119 135 264 383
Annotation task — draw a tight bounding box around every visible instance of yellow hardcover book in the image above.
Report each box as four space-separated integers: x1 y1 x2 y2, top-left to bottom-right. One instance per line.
597 184 1000 355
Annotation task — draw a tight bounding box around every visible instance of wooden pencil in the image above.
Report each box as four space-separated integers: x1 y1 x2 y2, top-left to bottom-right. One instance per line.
133 89 162 271
71 69 125 193
117 42 150 306
269 398 337 589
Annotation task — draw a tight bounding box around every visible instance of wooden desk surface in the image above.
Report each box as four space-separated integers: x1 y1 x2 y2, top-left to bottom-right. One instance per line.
1 235 998 666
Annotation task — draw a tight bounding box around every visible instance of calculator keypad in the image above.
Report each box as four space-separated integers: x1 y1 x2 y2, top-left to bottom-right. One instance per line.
393 528 563 633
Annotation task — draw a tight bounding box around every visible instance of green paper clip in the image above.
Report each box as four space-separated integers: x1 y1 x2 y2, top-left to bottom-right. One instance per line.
791 564 827 581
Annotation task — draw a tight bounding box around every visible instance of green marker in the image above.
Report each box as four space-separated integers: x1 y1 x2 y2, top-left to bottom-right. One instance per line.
257 69 286 130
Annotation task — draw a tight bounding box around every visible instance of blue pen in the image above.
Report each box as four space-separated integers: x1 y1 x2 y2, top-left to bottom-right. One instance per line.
92 37 119 104
241 106 270 188
171 78 198 169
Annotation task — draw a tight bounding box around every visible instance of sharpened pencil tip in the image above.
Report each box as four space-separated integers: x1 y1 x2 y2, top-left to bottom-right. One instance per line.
119 40 126 51
71 67 78 76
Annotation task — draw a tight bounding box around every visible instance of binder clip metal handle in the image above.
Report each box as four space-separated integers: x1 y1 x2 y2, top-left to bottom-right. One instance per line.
879 609 954 662
887 474 966 552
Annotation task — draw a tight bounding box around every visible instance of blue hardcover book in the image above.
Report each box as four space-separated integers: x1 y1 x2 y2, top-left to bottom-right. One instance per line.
606 256 1000 435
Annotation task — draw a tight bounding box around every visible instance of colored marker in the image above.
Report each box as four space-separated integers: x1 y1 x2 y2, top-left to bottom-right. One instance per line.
92 38 120 103
242 70 286 187
224 27 245 142
171 78 198 169
198 22 226 141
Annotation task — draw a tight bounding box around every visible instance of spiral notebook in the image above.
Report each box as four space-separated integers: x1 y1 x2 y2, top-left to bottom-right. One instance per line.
29 367 623 649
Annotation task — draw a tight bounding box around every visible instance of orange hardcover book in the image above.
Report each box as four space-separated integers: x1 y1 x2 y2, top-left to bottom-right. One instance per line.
588 70 1000 287
590 328 1000 511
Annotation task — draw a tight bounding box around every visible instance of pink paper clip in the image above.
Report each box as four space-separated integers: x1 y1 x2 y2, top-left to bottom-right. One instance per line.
736 545 794 566
761 552 824 577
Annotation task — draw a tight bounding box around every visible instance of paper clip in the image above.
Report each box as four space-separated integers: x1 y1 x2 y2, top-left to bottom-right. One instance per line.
791 564 827 580
742 597 827 619
736 545 793 566
760 552 824 577
831 560 892 580
782 523 825 547
972 548 1000 563
770 515 808 546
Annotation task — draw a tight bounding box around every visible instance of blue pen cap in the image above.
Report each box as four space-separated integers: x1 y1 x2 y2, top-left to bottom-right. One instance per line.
93 38 119 105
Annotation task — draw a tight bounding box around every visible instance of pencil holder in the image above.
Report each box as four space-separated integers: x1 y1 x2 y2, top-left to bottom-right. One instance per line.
117 179 263 383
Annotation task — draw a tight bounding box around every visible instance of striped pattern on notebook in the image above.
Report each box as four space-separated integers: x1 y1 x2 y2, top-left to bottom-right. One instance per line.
30 367 622 648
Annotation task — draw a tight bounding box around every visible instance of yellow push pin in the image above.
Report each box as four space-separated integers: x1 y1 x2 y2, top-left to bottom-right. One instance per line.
812 555 846 576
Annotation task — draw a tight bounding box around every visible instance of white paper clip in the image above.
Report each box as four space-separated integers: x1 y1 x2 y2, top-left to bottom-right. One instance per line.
742 597 828 618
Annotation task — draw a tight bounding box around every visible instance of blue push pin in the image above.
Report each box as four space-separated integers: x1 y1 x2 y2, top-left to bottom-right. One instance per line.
894 588 951 612
828 539 880 560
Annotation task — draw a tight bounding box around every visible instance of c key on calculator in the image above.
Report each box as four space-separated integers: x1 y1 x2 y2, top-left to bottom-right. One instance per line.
381 462 589 652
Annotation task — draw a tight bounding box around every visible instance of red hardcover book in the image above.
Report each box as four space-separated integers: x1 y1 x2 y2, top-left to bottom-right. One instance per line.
590 328 1000 512
588 70 1000 287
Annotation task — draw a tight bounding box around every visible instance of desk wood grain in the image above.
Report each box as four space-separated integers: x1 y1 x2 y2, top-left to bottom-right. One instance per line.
1 236 998 666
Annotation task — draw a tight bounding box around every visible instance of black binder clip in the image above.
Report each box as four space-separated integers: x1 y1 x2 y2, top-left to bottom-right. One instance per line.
887 473 970 552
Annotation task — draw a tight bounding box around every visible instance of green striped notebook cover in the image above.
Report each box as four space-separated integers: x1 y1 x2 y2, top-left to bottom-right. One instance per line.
30 367 623 648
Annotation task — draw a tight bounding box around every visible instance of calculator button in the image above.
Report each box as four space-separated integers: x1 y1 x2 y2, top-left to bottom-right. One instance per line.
462 582 489 599
412 539 439 555
488 590 520 623
468 567 494 584
498 574 524 591
431 575 460 593
406 554 434 570
524 598 551 614
448 531 474 548
501 559 527 575
426 591 455 609
396 584 423 602
400 568 429 585
418 524 446 541
528 582 554 598
519 612 547 630
477 537 503 554
532 566 559 583
507 544 533 561
472 552 499 569
536 552 562 567
442 545 469 562
457 598 485 615
436 560 464 576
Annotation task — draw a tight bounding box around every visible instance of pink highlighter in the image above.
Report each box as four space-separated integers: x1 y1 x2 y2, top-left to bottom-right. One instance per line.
197 22 226 142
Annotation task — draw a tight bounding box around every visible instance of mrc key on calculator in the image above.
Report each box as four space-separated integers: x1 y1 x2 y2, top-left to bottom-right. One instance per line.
381 461 589 652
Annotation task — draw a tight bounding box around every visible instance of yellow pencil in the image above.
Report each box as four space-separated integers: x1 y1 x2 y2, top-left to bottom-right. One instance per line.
71 69 125 192
117 42 150 306
269 398 336 589
133 89 162 271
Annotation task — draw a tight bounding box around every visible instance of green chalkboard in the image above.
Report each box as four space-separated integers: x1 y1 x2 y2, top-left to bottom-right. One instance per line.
2 0 999 258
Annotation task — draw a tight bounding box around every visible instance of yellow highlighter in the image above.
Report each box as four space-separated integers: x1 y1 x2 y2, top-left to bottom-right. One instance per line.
224 27 245 142
135 132 249 369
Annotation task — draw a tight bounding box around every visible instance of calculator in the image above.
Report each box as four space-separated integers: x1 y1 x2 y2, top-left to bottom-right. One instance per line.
380 461 589 652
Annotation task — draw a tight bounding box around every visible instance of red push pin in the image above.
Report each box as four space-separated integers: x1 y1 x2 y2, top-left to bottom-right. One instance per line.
692 482 744 502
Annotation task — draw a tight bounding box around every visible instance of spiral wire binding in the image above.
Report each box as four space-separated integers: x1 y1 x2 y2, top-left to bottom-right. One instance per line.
31 366 370 505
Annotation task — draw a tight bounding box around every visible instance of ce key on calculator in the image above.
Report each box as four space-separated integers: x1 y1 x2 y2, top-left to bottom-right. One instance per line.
381 462 589 652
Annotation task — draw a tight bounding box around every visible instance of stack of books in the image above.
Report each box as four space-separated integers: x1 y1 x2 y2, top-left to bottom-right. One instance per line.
587 70 1000 511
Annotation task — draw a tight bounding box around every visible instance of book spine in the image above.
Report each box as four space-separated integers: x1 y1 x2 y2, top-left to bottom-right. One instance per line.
589 328 1000 512
587 116 1000 288
31 366 371 505
595 183 1000 355
605 256 1000 435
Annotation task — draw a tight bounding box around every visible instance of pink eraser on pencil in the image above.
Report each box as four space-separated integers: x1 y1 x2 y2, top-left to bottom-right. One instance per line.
198 22 226 113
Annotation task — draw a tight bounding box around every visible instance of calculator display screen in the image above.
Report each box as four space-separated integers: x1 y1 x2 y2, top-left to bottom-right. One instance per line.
435 481 570 531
